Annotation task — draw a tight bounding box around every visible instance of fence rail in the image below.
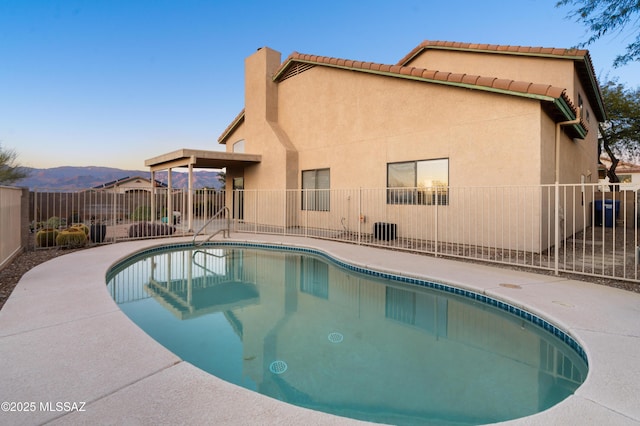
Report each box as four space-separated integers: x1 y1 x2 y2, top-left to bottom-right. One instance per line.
24 183 640 283
30 187 225 245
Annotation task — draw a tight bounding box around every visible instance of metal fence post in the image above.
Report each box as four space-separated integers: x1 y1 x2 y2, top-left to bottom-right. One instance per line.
554 182 559 275
435 186 439 257
358 188 362 245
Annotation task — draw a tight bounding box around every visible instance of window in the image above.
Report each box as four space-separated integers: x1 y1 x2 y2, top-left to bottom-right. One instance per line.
302 168 330 211
232 139 245 153
387 159 448 205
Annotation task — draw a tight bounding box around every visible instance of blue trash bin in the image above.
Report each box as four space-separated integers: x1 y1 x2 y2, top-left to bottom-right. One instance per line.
593 200 620 227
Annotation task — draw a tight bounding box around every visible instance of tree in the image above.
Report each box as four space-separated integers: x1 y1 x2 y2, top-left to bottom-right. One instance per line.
0 145 29 185
557 0 640 66
597 79 640 185
217 170 226 188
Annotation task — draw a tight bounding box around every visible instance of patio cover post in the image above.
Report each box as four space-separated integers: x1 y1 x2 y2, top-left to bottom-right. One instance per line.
167 168 173 225
150 170 156 223
188 161 194 232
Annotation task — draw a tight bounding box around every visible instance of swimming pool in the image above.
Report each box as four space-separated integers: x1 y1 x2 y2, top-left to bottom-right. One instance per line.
107 242 588 425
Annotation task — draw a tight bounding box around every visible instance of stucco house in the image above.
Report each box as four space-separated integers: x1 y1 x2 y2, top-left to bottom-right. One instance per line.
146 40 605 249
91 176 168 194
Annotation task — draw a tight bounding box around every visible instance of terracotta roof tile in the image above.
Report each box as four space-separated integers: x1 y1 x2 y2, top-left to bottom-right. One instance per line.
461 74 480 85
545 86 566 98
476 76 497 87
434 71 451 80
527 83 554 96
493 78 512 91
509 81 533 93
421 69 437 79
447 73 465 83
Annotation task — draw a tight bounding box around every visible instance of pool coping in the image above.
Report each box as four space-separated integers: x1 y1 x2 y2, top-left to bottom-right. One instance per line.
1 234 639 425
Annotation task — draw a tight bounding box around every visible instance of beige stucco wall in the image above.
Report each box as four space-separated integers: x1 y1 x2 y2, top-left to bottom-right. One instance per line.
406 50 576 94
276 65 543 188
408 48 599 185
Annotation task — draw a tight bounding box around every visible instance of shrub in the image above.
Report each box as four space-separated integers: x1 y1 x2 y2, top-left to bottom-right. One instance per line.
128 222 175 238
56 227 88 248
36 228 59 247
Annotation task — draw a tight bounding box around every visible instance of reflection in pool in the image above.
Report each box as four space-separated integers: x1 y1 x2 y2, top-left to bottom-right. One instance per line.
107 244 588 426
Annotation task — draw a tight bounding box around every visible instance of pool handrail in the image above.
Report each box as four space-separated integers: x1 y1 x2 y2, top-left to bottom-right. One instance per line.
192 206 231 246
192 249 230 275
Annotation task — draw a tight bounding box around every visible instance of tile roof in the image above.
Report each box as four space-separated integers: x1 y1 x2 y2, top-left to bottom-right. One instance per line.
396 40 590 66
397 40 605 122
273 51 587 138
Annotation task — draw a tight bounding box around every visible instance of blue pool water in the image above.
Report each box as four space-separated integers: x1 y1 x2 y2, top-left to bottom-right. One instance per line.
106 243 588 425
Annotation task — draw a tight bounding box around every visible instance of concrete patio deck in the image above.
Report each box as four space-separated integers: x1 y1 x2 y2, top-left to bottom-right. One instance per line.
0 234 639 425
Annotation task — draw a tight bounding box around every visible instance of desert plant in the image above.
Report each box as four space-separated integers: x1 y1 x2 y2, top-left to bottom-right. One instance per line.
56 227 88 248
70 223 89 236
36 228 59 247
46 216 62 229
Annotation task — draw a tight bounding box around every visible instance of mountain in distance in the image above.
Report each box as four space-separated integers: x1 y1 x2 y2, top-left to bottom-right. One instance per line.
15 166 224 190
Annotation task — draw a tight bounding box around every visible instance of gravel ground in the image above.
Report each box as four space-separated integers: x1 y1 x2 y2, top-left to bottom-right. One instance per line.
0 248 81 310
1 243 638 311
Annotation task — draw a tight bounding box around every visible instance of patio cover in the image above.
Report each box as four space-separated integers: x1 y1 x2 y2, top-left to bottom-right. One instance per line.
145 148 261 231
145 148 261 171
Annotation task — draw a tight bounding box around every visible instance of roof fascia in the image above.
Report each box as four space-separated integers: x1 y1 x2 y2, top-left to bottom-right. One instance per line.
273 57 298 81
580 55 607 121
554 97 588 138
218 110 245 144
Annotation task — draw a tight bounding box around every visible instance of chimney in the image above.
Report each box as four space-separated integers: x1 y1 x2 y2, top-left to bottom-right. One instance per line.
245 47 281 123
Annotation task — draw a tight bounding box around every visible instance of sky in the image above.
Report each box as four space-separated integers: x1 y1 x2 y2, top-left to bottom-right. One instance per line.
2 0 640 171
